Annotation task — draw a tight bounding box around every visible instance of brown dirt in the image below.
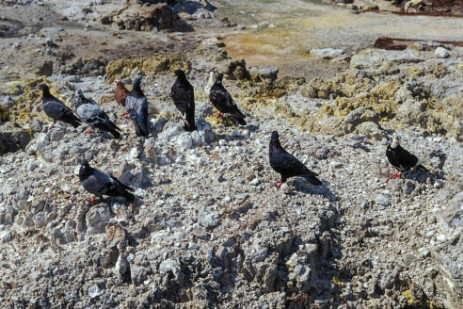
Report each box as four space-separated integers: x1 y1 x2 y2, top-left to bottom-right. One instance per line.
374 36 463 50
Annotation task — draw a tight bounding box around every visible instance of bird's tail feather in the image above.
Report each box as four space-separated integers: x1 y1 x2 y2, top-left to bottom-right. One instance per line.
71 117 82 128
107 120 121 138
109 127 121 139
122 184 135 201
184 111 196 131
230 114 246 126
302 174 322 186
124 191 135 202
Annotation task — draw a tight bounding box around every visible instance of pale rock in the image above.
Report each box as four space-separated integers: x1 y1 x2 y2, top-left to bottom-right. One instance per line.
0 230 13 243
88 284 103 298
249 65 279 80
130 264 147 285
49 128 65 142
375 195 390 207
158 124 183 142
177 132 193 149
86 206 112 234
310 48 344 59
435 47 449 58
159 259 182 279
198 209 219 228
35 133 50 152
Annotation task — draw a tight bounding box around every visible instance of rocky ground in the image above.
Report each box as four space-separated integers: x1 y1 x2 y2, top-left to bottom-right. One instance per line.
0 0 463 308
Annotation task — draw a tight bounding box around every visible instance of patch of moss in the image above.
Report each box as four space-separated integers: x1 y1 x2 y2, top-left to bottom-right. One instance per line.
274 101 295 118
320 104 334 116
159 111 176 120
432 64 448 78
370 81 400 100
301 73 371 99
106 54 191 82
0 105 10 122
402 289 419 306
240 97 271 111
334 97 361 117
8 77 57 127
401 65 426 79
204 114 238 127
332 276 344 288
3 81 27 96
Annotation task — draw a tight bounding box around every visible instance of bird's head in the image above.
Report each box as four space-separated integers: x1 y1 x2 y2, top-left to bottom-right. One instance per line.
269 131 282 152
114 79 121 86
37 83 51 98
390 135 401 148
132 76 143 90
37 83 50 93
80 159 90 168
216 73 224 84
271 131 279 141
174 69 187 79
79 159 90 174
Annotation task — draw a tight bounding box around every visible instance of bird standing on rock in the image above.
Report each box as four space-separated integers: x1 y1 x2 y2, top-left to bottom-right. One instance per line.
73 89 121 139
209 73 246 125
114 79 130 118
386 135 428 179
269 131 322 188
125 76 149 137
79 159 135 205
38 83 81 129
171 69 196 131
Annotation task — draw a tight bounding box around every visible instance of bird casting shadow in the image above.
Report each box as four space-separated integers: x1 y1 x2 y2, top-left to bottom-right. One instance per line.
288 179 338 201
389 168 443 185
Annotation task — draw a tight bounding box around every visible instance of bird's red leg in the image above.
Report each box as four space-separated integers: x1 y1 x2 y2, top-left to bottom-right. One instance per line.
275 179 284 189
389 172 402 179
215 112 224 118
84 129 94 134
89 196 96 206
175 113 185 122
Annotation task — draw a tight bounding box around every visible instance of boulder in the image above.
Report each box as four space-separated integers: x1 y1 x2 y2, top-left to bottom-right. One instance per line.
109 4 179 31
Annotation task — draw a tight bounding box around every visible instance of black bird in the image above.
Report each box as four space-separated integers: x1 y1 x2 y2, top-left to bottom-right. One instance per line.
79 160 135 205
171 69 196 131
38 83 81 128
73 89 121 139
209 73 246 125
269 131 322 188
125 76 149 137
386 135 428 179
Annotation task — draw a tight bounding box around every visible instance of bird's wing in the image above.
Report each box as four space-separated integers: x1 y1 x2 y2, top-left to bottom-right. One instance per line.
110 176 134 192
186 85 195 110
44 99 72 119
77 103 100 123
125 95 139 119
271 150 315 177
82 169 115 195
209 85 229 112
171 83 190 113
397 146 419 168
